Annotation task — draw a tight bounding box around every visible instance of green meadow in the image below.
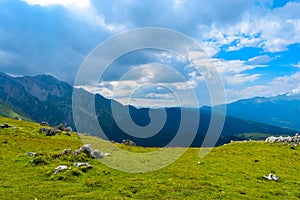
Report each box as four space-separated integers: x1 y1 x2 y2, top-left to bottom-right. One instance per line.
0 116 299 199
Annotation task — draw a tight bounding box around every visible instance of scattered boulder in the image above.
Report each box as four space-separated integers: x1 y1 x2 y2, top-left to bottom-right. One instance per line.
80 144 93 154
26 152 36 156
40 121 50 126
90 150 103 159
39 127 61 136
13 116 22 121
54 165 68 175
65 127 73 132
56 123 65 131
1 123 11 129
39 127 48 133
122 139 136 146
263 173 280 181
61 149 72 155
46 128 60 136
75 144 104 159
74 149 81 155
265 134 300 146
74 162 92 168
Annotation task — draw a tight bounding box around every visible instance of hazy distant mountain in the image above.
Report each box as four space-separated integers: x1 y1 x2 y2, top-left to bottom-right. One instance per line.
0 71 296 147
219 95 300 130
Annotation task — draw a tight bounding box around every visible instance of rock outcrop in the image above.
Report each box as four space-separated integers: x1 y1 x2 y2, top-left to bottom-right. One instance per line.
121 139 136 146
265 133 300 146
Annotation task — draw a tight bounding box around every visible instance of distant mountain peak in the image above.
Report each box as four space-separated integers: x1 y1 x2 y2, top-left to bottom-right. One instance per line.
1 72 72 101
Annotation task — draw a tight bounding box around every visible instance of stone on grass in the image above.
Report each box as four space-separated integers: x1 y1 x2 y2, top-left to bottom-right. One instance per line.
75 144 104 159
1 123 11 129
263 173 280 181
65 127 73 132
74 149 81 155
80 144 93 153
265 134 300 146
13 116 22 121
54 165 68 175
56 123 65 131
90 150 103 159
121 139 136 146
40 121 49 126
61 149 72 155
26 152 36 156
39 127 61 136
104 153 112 157
74 162 92 168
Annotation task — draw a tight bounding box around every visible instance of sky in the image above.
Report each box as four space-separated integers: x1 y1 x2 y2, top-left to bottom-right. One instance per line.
0 0 300 107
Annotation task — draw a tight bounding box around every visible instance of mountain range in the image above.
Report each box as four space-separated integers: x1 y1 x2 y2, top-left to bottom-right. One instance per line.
0 71 298 147
215 94 300 130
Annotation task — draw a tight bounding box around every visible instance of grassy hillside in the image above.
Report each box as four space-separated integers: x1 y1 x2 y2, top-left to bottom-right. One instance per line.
0 116 299 199
0 101 31 120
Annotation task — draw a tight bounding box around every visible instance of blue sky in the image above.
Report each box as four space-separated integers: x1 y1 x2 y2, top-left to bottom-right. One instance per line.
0 0 300 107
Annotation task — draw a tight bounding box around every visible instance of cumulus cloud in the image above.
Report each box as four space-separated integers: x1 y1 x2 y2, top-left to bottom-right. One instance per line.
90 0 253 33
0 0 116 83
197 1 300 54
77 61 207 107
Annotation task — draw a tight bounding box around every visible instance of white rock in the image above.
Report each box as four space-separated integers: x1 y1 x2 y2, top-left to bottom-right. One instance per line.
263 173 279 181
80 144 93 153
26 152 36 156
54 165 68 174
91 150 103 159
74 162 92 168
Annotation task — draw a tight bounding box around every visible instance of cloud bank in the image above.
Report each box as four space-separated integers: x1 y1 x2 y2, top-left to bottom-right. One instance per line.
0 0 300 106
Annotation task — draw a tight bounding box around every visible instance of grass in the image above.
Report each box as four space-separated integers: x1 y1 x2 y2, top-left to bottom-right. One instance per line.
0 116 299 199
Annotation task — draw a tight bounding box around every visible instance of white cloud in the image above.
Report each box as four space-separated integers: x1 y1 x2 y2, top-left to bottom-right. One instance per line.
293 62 300 69
213 59 254 74
226 73 261 85
289 85 300 95
2 0 300 106
0 49 16 65
201 58 266 86
146 92 175 99
76 62 207 107
195 2 300 53
21 0 126 33
226 70 300 102
21 0 90 8
247 55 272 65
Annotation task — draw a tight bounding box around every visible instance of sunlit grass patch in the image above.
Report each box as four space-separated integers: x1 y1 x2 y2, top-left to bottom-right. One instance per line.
0 116 299 199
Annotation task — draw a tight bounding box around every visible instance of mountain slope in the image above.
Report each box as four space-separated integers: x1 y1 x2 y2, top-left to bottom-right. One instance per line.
0 72 73 126
14 74 73 101
0 72 39 116
220 95 300 130
0 100 31 120
0 71 297 147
